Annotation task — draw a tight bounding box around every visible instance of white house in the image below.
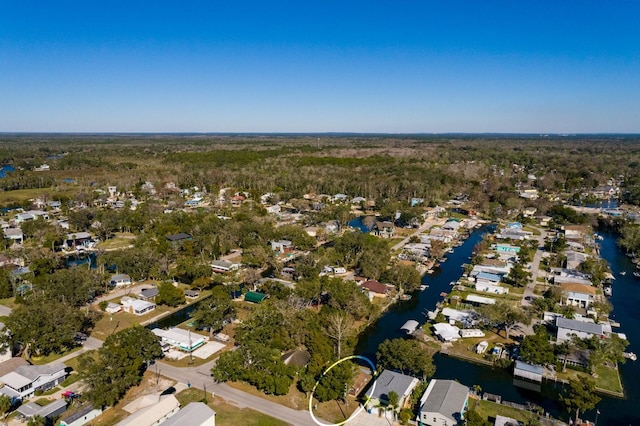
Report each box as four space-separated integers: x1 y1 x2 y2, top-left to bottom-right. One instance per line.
0 363 67 399
211 260 240 273
418 379 469 426
120 297 155 316
3 228 23 244
110 274 132 286
116 394 180 426
556 317 605 343
152 327 207 352
162 402 216 426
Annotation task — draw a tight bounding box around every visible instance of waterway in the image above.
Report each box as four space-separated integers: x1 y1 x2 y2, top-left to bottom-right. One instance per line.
356 226 640 426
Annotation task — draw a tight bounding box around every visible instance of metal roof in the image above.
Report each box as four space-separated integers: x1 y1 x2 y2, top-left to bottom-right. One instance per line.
514 360 543 376
556 317 604 335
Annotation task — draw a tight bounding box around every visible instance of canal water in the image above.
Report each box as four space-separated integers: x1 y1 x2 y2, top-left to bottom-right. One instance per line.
356 227 640 426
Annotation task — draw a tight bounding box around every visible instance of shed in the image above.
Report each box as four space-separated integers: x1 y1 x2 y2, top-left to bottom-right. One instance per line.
244 291 267 303
59 404 103 426
513 360 543 383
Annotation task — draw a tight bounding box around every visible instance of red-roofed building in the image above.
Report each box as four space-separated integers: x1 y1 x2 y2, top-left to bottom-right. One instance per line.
361 280 390 296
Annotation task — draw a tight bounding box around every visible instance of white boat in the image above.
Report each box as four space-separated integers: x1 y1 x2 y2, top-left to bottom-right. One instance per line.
623 352 637 361
420 284 429 291
604 287 612 297
634 272 640 279
620 271 626 276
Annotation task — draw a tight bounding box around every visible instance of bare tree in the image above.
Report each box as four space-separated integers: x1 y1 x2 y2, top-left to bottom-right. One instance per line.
324 312 354 359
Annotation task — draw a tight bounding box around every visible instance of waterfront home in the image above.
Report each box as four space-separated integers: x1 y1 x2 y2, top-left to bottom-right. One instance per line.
560 282 596 309
564 250 589 270
138 287 159 301
64 232 93 249
441 307 474 324
361 280 390 297
0 363 67 399
495 415 520 426
417 379 469 426
562 225 586 241
373 221 396 238
162 402 216 426
120 296 155 316
465 294 496 306
555 317 605 343
459 329 485 338
433 323 461 342
491 243 520 255
367 369 420 410
152 327 207 352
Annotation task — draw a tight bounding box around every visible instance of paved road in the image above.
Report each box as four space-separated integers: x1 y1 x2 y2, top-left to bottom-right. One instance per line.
391 218 445 251
522 228 547 307
157 360 317 426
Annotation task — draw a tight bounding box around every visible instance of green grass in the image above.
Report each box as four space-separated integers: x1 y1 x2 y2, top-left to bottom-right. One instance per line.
30 346 82 365
176 388 289 426
594 364 623 394
471 399 533 423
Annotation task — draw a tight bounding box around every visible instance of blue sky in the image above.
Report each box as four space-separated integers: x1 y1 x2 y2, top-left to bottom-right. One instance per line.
1 1 639 133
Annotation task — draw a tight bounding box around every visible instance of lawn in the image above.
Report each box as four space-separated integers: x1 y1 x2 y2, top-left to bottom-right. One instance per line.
0 187 75 205
594 364 623 394
30 346 82 365
177 388 290 426
226 379 358 424
471 398 534 423
90 304 175 340
95 235 136 250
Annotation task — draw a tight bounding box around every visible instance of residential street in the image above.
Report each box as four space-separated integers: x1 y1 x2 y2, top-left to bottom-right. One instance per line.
522 228 547 307
157 360 318 426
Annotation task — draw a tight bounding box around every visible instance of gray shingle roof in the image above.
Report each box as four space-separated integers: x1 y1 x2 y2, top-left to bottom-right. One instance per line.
420 379 468 421
556 317 604 335
369 370 418 403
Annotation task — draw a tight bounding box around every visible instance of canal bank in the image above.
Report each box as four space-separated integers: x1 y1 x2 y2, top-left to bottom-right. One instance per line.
356 226 640 426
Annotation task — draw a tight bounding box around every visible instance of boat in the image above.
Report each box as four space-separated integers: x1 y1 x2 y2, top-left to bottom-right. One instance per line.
446 248 455 254
399 294 412 301
620 271 626 276
420 284 429 291
438 257 447 263
623 352 637 361
604 287 612 297
449 281 456 286
634 272 640 279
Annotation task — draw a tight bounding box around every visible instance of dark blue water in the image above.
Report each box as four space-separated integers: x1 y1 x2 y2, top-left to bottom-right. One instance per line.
65 252 97 269
0 165 15 178
356 227 639 426
357 228 487 358
348 216 373 233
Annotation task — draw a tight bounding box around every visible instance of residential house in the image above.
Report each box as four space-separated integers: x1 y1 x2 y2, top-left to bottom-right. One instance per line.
433 323 461 342
271 240 293 254
116 394 180 426
417 379 469 426
120 296 155 316
166 233 192 246
59 404 103 426
14 210 49 223
442 220 462 232
522 207 537 218
152 327 207 352
491 244 520 255
18 399 67 422
0 363 67 399
185 290 199 299
162 402 216 426
211 260 240 273
3 228 23 244
495 415 520 426
560 282 596 309
138 287 159 301
110 273 132 286
556 317 605 343
373 221 396 239
563 226 586 241
361 280 390 297
367 369 420 410
518 189 539 200
564 250 589 270
64 232 92 249
105 302 122 314
280 347 311 368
